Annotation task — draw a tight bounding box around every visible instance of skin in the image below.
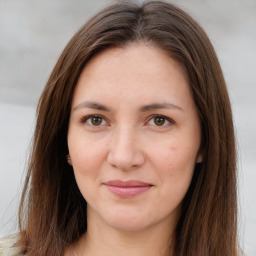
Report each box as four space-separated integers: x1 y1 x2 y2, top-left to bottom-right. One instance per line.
67 43 202 256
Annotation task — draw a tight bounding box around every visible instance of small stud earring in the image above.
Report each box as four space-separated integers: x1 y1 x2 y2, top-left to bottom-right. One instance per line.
66 155 71 161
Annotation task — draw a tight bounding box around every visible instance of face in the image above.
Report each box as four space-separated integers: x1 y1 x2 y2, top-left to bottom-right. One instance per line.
67 44 202 233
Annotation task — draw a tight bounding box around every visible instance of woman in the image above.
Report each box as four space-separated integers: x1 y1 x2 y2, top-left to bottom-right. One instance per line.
0 1 239 255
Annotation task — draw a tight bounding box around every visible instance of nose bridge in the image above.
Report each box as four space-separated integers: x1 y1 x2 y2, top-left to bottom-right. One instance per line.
107 124 144 169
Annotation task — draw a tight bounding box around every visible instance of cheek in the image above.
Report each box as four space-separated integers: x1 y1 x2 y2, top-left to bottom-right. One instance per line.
163 146 196 197
149 138 198 181
68 131 104 166
68 143 104 202
68 140 107 193
145 141 196 220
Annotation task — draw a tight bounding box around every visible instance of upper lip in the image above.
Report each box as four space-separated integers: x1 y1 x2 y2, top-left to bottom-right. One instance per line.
104 180 152 187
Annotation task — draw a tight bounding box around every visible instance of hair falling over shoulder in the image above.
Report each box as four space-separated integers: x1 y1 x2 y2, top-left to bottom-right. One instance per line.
17 1 240 255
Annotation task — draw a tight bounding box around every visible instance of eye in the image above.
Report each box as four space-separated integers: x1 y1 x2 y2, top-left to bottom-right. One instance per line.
148 115 173 127
81 115 107 126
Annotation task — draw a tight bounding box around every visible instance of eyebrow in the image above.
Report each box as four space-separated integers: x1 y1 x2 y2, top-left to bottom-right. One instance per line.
72 101 183 112
73 101 111 111
139 103 183 112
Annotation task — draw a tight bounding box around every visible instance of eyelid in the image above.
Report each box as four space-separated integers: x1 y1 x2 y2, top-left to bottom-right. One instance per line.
146 114 175 127
80 114 109 126
78 114 174 128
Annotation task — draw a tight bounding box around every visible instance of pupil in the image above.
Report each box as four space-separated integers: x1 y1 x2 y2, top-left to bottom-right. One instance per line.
154 116 165 126
92 116 102 126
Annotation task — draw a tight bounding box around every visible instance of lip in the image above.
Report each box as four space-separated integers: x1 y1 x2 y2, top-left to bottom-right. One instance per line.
103 180 153 197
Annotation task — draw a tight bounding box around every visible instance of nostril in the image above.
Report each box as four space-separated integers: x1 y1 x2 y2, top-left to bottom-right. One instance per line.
107 149 145 170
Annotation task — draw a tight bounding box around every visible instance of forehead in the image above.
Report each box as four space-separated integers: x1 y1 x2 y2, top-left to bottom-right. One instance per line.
71 43 192 109
81 43 187 83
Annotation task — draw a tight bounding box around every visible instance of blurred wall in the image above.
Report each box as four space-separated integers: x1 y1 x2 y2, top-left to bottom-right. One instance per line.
0 0 256 254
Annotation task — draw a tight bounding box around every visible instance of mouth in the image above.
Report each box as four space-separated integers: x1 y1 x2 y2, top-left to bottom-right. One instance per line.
103 180 153 197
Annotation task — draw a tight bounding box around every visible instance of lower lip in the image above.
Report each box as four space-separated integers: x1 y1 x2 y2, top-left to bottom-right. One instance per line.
105 185 152 197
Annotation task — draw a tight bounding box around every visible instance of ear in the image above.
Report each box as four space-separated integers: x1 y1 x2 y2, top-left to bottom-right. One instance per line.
66 154 73 166
196 151 203 163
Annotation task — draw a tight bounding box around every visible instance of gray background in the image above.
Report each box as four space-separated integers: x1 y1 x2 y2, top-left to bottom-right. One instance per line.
0 0 255 254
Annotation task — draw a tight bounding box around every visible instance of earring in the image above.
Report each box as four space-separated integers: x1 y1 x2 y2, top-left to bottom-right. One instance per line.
66 154 71 161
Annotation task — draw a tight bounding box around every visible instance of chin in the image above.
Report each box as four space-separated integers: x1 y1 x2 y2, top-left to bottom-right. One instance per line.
102 209 156 232
109 219 150 232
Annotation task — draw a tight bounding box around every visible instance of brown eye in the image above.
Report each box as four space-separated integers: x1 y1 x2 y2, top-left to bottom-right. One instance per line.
147 115 173 128
153 116 166 126
91 116 103 126
83 115 107 126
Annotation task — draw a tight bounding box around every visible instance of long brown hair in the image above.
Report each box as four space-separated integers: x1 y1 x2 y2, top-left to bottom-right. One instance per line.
18 1 239 255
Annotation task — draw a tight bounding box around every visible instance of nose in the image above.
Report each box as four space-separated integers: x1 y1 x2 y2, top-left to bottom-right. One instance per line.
107 127 145 170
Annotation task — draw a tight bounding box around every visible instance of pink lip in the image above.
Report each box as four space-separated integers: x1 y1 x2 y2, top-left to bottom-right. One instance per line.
104 180 152 197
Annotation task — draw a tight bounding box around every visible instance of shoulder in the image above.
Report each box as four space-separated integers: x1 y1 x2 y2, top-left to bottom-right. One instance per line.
0 234 22 256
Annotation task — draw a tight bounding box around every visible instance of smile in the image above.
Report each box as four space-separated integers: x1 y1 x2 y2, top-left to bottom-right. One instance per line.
104 180 153 197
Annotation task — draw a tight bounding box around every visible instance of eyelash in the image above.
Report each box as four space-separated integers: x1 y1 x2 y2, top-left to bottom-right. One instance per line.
80 115 107 126
147 114 174 127
80 114 174 128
